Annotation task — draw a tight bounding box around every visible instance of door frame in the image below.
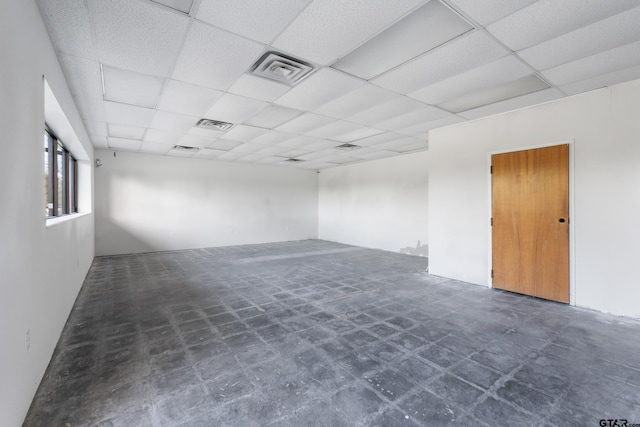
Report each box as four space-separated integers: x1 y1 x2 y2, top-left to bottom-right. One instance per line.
487 140 576 305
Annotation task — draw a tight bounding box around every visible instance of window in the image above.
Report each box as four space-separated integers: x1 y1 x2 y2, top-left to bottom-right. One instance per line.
45 127 77 217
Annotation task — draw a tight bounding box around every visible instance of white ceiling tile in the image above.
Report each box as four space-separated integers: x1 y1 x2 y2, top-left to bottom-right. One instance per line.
150 111 199 132
150 0 194 14
245 106 302 128
89 0 189 75
306 121 364 140
157 80 223 117
108 137 143 151
228 74 291 102
59 55 103 100
77 98 106 123
458 88 564 119
352 149 400 160
348 96 428 126
217 151 250 161
487 0 640 51
275 113 335 134
281 148 311 158
299 162 339 169
222 125 270 142
167 148 196 157
373 137 424 150
206 139 243 151
238 154 266 163
36 0 96 59
333 127 384 143
102 65 165 108
314 155 359 164
559 64 640 96
255 145 292 156
91 135 109 148
314 84 398 118
256 156 288 164
273 0 427 65
300 139 342 151
252 130 296 146
108 123 146 140
144 129 184 144
187 127 226 138
104 102 155 127
333 0 472 80
274 68 365 111
447 0 538 25
392 140 429 153
178 134 219 148
372 31 508 94
518 6 640 71
375 107 450 132
140 142 174 154
197 0 312 44
399 114 466 135
196 148 227 158
276 135 319 148
542 40 640 87
204 93 269 123
354 132 404 147
298 151 332 161
172 21 264 90
85 121 108 137
409 56 532 105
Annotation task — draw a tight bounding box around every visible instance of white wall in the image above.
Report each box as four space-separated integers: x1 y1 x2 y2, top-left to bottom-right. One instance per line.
429 79 640 318
319 152 429 256
94 150 318 255
0 1 95 426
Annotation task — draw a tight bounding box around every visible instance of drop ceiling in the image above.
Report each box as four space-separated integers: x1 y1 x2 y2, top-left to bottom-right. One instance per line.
37 0 640 169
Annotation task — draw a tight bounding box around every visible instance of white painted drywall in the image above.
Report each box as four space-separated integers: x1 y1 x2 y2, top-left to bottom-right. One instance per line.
0 2 95 426
319 152 429 256
429 79 640 318
94 150 318 255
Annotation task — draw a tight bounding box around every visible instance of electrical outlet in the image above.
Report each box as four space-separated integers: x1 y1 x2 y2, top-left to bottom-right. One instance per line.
25 329 31 351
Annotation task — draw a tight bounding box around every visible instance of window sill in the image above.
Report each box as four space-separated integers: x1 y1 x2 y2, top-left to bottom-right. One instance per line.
46 212 90 228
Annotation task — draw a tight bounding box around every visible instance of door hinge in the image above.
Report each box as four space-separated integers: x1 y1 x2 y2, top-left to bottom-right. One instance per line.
490 165 493 174
491 269 494 278
490 217 493 226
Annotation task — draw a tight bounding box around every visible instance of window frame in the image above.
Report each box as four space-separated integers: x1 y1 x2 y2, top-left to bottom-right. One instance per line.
45 126 78 218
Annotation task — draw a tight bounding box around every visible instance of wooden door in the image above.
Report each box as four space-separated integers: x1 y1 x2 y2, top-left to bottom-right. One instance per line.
492 144 569 302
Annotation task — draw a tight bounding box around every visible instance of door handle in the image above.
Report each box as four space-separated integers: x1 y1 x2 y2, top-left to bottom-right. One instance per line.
558 218 566 223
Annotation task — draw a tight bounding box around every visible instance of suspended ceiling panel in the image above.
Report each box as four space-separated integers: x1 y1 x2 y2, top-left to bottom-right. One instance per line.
36 0 640 169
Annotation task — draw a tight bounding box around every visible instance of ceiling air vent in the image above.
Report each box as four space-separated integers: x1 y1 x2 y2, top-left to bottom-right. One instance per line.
196 119 233 131
251 51 315 86
173 145 199 152
285 158 304 163
334 143 361 151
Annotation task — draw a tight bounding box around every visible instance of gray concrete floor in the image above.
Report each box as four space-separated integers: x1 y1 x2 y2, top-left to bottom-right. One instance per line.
24 240 640 426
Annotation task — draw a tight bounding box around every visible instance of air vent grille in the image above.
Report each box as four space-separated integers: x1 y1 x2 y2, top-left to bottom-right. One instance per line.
285 158 304 163
334 143 361 151
196 119 233 131
251 51 315 86
173 145 199 152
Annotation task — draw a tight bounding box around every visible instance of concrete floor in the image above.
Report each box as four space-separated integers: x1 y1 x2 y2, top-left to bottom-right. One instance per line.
24 240 640 426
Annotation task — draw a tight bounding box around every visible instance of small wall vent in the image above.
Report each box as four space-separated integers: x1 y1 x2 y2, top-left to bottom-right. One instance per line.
173 145 199 152
251 51 315 86
196 119 233 131
285 158 304 163
334 143 361 151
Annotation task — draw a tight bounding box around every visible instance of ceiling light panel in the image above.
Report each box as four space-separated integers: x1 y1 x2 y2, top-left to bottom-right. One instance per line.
59 55 103 100
204 93 269 123
372 31 508 94
314 84 398 118
375 107 451 132
542 39 640 86
333 1 472 80
273 0 426 65
172 21 264 90
275 113 335 134
274 68 365 111
108 123 146 140
347 96 429 126
150 0 194 14
206 139 243 151
36 0 96 59
104 101 155 127
517 6 640 71
458 88 564 120
156 80 223 117
486 0 640 51
221 125 270 142
559 64 640 96
143 129 184 144
88 0 189 75
228 74 291 102
245 106 302 128
409 56 532 105
108 137 143 151
102 65 165 108
447 0 538 26
150 111 199 132
197 0 312 44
